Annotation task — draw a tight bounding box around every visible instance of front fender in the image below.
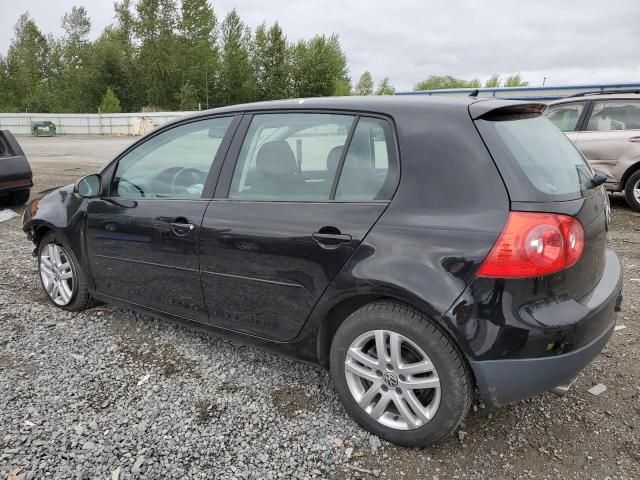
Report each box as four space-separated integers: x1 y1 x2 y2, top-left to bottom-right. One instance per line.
22 184 91 285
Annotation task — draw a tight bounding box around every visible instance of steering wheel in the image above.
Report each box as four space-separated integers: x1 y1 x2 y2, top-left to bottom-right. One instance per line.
170 168 207 194
116 178 145 197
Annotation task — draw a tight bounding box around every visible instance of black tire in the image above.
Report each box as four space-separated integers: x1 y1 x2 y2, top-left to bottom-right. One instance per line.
38 232 93 312
330 301 472 447
623 170 640 212
7 189 30 206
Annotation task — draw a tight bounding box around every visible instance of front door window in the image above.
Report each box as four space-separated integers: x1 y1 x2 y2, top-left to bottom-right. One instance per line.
112 117 233 198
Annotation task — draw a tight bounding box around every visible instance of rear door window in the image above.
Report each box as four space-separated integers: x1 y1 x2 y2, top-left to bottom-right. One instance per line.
586 100 640 131
229 113 355 201
335 117 394 201
476 114 595 201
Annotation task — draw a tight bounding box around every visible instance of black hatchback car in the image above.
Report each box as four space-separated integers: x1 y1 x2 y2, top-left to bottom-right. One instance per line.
22 96 622 446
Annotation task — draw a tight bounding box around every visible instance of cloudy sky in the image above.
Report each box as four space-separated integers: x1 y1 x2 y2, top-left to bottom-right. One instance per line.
1 0 639 91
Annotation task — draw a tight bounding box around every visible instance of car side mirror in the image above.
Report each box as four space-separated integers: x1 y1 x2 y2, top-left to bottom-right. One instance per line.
75 174 102 198
591 171 608 188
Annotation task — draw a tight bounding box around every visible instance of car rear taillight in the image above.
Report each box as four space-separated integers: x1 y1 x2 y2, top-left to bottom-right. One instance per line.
477 212 584 278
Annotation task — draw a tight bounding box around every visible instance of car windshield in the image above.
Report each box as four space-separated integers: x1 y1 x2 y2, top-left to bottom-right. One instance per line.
478 115 594 200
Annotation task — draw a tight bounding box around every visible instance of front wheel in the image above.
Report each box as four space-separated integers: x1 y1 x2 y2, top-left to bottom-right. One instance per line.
624 170 640 211
38 232 93 311
330 301 472 447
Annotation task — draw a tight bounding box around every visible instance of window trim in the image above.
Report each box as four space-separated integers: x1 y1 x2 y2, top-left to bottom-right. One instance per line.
581 98 640 132
99 114 241 200
214 109 400 204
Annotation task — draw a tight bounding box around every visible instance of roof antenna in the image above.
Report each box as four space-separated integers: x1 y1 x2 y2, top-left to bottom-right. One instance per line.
469 89 479 97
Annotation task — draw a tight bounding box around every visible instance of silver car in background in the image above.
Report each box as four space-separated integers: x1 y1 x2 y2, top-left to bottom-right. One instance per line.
545 90 640 211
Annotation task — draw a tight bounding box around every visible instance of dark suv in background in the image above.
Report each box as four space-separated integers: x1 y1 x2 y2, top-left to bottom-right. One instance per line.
0 130 32 206
546 91 640 210
22 96 622 446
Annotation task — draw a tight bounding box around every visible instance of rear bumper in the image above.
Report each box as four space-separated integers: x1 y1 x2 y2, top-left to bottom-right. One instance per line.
466 248 622 407
470 318 616 406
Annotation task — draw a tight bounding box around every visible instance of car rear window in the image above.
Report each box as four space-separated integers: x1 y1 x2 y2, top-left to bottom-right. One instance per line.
476 115 595 202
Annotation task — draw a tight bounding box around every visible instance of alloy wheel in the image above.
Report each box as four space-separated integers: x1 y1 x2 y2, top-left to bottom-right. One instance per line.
344 329 441 430
634 179 640 204
39 243 75 306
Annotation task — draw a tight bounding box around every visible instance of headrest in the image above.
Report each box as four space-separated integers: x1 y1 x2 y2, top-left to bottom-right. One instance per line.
256 141 298 177
326 145 343 174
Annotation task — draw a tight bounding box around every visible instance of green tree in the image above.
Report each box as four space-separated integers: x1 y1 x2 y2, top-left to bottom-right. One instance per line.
375 77 395 95
291 34 349 98
99 86 122 112
503 73 529 87
178 0 218 108
484 74 501 88
54 6 93 111
354 71 374 95
135 0 181 109
4 13 52 111
217 9 253 105
252 22 289 101
175 81 198 110
415 75 480 91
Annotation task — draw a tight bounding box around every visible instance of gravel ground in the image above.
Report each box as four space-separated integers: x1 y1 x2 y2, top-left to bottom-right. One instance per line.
0 137 638 479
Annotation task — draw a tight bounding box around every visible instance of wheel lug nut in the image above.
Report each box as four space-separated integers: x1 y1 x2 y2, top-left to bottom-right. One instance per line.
386 363 393 370
395 387 402 395
381 385 388 391
376 370 383 377
399 374 406 381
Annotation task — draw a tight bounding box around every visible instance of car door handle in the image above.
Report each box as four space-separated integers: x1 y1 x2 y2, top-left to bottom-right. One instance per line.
629 136 640 143
312 231 352 248
170 222 195 236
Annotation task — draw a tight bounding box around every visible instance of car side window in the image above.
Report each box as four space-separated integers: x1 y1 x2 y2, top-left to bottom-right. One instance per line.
229 113 355 201
335 117 394 201
587 100 640 131
112 117 233 198
545 102 585 132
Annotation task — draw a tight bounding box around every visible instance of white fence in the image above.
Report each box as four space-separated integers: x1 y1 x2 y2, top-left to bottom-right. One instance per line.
0 111 196 136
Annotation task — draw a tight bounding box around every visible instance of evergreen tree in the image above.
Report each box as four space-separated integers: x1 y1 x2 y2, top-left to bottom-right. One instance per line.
178 0 217 109
99 86 122 113
218 9 253 105
5 13 52 112
56 6 93 112
135 0 180 109
252 22 289 101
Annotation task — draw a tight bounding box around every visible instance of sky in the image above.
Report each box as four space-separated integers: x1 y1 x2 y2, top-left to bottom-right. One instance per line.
1 0 639 91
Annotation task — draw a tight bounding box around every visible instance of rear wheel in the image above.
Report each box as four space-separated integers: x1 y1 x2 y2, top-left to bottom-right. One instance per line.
624 170 640 211
7 189 30 206
330 301 472 447
38 232 93 311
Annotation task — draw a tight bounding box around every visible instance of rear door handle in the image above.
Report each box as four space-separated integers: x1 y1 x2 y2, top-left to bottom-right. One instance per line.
629 136 640 143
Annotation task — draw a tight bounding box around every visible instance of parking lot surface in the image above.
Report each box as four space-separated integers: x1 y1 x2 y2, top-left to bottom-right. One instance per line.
0 136 638 479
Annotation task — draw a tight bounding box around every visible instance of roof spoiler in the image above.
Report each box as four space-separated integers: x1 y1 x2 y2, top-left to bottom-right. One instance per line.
469 100 547 120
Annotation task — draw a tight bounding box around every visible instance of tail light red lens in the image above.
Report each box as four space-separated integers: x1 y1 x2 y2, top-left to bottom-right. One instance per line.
477 212 585 278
